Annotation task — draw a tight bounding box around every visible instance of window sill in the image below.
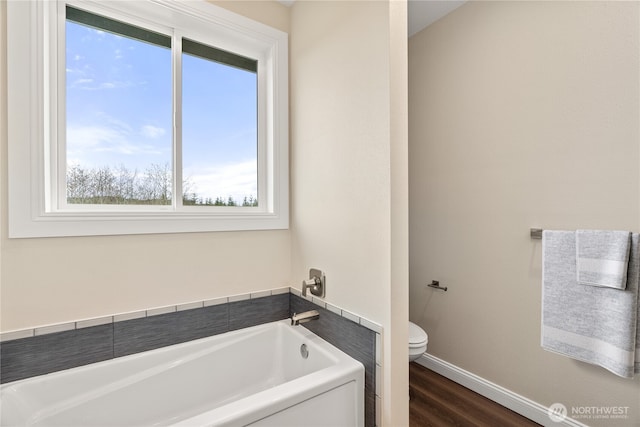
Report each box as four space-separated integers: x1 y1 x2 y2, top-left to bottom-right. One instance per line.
9 209 289 238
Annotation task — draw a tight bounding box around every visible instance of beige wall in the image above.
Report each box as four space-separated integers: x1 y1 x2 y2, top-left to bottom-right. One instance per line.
289 1 408 425
0 1 292 331
409 1 640 425
212 0 290 33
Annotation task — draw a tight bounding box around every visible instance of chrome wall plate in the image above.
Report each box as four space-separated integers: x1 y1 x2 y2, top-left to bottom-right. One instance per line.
308 268 325 298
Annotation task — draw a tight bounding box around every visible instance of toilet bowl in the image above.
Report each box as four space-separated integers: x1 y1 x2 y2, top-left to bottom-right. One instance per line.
409 321 428 362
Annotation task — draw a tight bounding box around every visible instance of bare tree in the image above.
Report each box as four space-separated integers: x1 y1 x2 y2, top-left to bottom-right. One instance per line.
140 163 172 204
67 164 93 203
113 164 138 203
91 165 117 203
66 162 256 206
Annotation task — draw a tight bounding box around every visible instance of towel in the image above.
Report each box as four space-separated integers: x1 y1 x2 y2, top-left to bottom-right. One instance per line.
632 237 640 375
576 230 631 289
541 230 639 378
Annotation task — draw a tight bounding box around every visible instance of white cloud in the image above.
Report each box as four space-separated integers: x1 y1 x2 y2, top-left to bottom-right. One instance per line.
67 124 165 159
67 125 131 154
72 78 94 86
185 160 258 203
98 80 134 90
141 125 166 139
68 78 134 91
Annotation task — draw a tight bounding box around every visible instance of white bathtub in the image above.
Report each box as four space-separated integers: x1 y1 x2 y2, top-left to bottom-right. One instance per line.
0 320 364 426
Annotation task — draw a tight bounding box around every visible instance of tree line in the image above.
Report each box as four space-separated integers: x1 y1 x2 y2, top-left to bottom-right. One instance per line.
66 163 257 207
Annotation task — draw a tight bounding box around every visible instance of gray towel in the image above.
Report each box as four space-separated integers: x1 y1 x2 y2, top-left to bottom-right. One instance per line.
576 229 631 289
541 230 639 378
632 237 640 375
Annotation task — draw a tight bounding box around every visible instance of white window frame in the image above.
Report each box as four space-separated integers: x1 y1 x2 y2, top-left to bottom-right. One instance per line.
7 0 289 238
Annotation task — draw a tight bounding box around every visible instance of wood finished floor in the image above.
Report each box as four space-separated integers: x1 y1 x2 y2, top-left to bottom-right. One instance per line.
409 362 542 427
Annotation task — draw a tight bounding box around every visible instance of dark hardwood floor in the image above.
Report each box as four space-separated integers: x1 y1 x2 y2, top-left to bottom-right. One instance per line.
409 362 541 427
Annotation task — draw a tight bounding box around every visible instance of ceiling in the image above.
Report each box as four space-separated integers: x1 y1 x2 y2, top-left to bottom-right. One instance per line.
277 1 466 37
408 0 466 37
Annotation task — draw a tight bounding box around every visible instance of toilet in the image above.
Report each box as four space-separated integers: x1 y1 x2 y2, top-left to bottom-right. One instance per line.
408 321 428 361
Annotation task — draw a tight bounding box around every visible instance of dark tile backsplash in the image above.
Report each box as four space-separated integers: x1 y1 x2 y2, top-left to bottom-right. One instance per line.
290 294 377 427
229 293 289 331
0 324 113 384
114 304 229 357
0 291 377 427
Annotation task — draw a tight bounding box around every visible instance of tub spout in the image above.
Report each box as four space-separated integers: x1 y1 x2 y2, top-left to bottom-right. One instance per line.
291 310 320 326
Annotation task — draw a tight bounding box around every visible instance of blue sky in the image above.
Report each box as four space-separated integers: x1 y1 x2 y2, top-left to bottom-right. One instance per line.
65 20 258 203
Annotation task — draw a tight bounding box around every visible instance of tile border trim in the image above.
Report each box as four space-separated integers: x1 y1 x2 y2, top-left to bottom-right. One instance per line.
0 287 383 341
290 287 383 334
1 288 383 427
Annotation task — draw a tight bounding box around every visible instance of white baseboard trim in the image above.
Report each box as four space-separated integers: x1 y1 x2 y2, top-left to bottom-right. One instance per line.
415 354 590 427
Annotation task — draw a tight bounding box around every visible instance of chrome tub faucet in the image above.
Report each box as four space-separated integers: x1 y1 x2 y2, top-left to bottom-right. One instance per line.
291 310 320 326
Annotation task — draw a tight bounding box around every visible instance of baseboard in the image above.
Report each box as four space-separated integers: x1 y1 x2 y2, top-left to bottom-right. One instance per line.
415 354 590 427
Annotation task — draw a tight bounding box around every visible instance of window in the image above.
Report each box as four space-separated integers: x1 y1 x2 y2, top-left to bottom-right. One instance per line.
65 6 174 207
181 38 259 208
7 0 288 237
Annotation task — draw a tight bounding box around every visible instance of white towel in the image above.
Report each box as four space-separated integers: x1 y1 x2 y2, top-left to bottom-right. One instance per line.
576 230 631 289
541 230 639 378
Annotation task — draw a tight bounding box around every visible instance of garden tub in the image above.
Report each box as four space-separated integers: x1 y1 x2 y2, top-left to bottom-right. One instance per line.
0 320 364 426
